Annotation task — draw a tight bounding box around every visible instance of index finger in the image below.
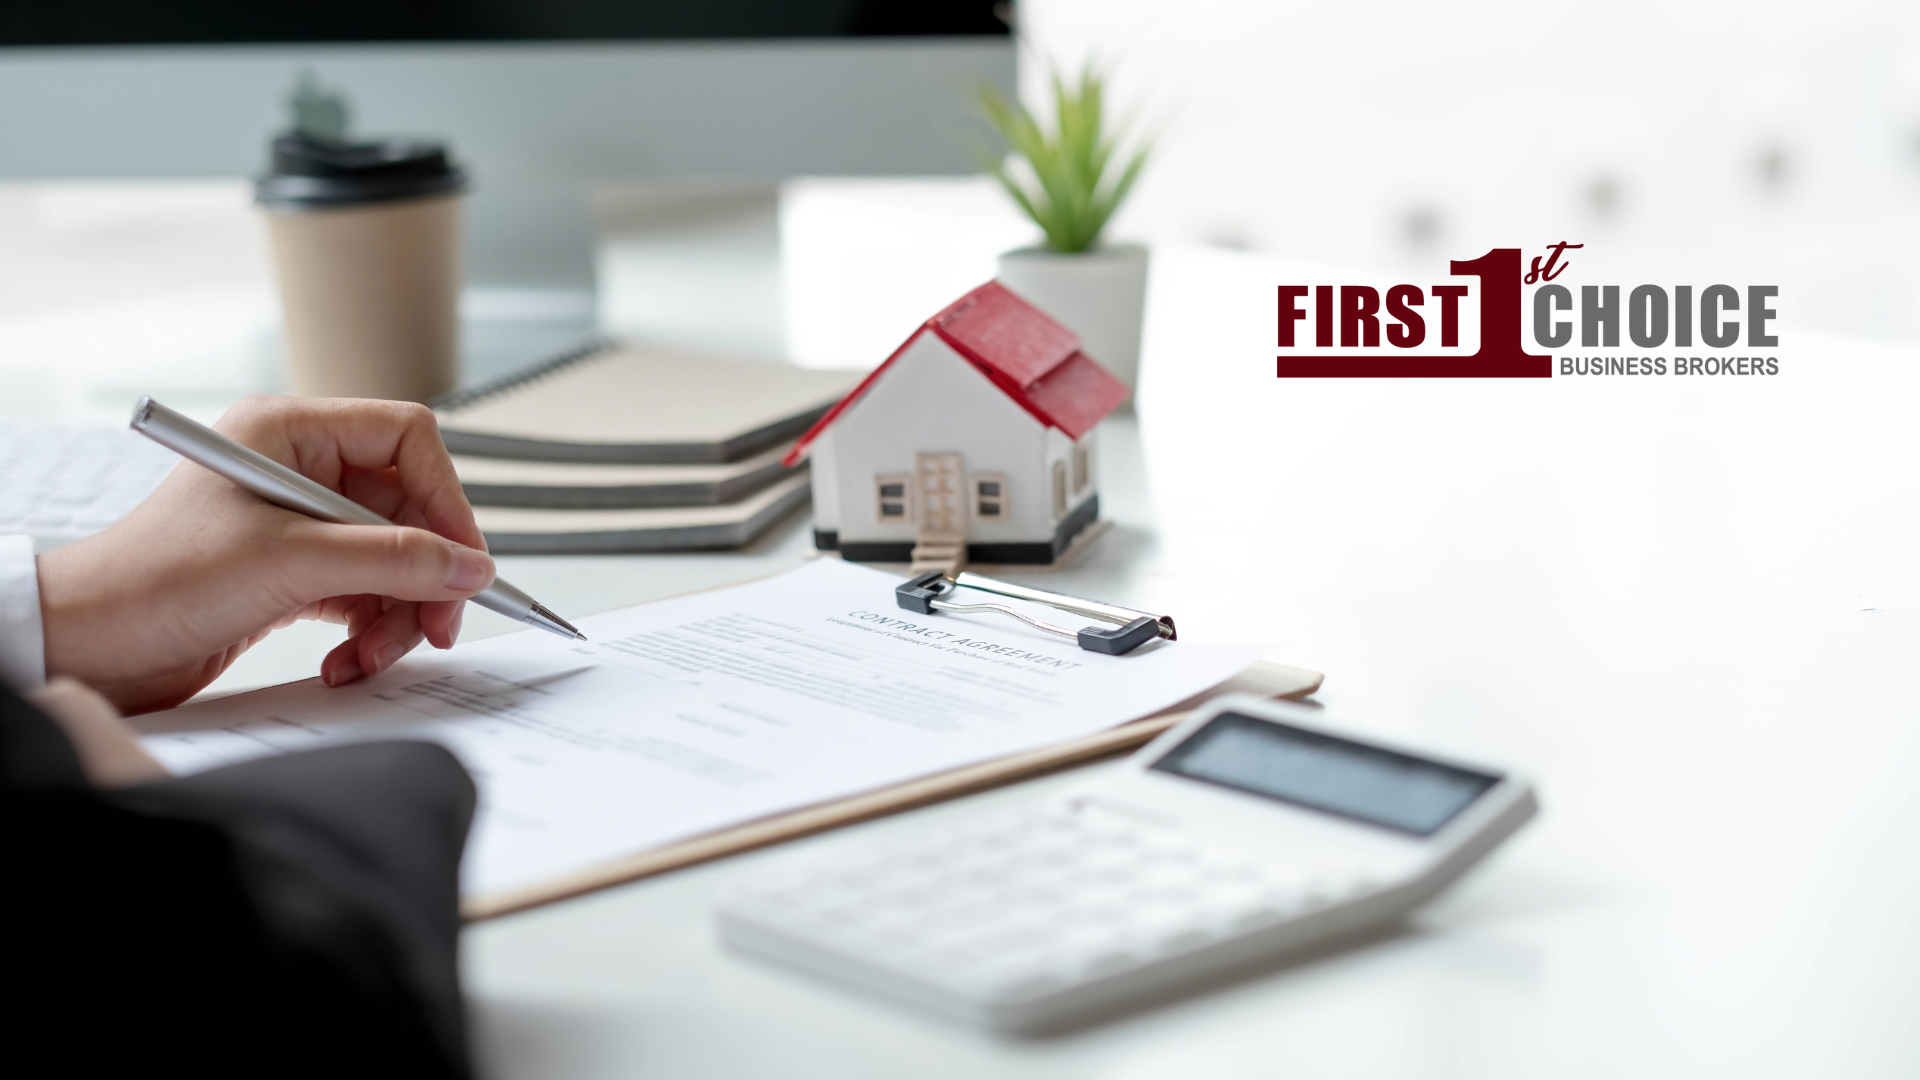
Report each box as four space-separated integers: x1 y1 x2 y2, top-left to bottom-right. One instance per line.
217 395 486 551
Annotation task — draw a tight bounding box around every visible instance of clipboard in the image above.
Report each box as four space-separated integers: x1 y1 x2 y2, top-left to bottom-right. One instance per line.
464 658 1322 921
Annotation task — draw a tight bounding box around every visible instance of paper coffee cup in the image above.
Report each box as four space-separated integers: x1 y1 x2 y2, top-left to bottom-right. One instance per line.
257 134 468 403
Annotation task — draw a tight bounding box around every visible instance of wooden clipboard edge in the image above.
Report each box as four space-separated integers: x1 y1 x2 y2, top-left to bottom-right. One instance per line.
462 660 1324 922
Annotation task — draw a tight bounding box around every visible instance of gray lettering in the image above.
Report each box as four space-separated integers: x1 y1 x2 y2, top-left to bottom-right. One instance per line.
1581 285 1620 347
1701 285 1739 348
1629 285 1668 347
1535 284 1573 348
1749 285 1778 347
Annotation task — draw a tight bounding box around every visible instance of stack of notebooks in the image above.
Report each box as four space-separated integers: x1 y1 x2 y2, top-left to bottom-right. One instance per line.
435 341 859 553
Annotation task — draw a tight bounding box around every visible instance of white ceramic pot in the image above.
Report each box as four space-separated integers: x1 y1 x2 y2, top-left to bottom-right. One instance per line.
995 243 1149 395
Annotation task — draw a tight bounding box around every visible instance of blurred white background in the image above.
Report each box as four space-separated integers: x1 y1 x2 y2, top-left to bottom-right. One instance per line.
1019 0 1920 340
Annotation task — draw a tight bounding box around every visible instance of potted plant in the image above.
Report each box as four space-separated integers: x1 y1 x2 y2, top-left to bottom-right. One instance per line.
978 64 1152 394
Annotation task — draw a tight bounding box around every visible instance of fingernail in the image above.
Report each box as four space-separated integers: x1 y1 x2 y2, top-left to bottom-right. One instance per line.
446 547 494 592
324 656 364 687
446 605 465 648
373 641 408 672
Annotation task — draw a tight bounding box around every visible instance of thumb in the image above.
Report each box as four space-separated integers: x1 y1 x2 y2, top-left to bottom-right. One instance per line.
30 677 168 788
283 521 495 604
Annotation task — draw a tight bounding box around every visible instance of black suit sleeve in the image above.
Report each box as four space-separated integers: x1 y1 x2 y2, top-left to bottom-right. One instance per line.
2 682 476 1079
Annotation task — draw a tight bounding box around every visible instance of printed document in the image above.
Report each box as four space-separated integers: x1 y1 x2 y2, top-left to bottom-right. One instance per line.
138 560 1268 898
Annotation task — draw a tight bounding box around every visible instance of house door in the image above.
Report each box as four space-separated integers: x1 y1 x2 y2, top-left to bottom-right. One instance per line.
914 451 966 537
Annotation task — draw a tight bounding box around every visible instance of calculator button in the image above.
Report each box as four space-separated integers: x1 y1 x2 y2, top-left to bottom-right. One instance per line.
1006 849 1072 875
1224 905 1286 932
727 878 789 904
1004 880 1075 910
821 869 884 894
1124 881 1203 910
1202 888 1282 925
957 864 1017 890
1085 827 1144 850
811 904 871 927
882 884 946 910
935 899 1017 935
1061 902 1132 931
1196 859 1264 885
1065 864 1137 890
1151 925 1217 954
962 920 1057 957
1138 842 1199 865
1033 812 1084 833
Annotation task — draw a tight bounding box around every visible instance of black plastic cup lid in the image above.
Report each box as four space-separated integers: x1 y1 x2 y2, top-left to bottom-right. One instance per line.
255 132 468 209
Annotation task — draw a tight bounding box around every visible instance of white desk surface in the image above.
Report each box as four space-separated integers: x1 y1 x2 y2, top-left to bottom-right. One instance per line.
7 233 1919 1078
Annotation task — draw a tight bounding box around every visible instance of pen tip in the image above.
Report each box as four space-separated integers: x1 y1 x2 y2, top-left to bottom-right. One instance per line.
527 601 586 641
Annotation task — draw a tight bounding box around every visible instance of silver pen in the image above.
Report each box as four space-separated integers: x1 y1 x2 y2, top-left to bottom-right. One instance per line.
130 396 585 641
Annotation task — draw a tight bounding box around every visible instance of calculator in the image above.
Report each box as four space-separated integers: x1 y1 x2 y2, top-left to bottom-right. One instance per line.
717 695 1538 1032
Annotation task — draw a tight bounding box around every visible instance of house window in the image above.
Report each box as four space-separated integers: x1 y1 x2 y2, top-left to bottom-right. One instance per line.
874 474 911 521
972 473 1008 521
1072 441 1090 493
1051 460 1068 519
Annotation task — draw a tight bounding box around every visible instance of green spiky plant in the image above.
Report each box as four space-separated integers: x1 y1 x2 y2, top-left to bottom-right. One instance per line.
977 64 1150 254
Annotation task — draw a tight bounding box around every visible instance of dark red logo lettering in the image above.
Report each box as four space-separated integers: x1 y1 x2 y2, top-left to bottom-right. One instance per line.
1275 248 1554 378
1523 242 1582 285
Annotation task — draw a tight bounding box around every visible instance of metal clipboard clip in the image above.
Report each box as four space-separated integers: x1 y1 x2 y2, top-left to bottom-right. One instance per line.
894 571 1177 656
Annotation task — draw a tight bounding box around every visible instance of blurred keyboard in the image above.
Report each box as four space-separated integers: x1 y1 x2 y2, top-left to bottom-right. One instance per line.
0 422 177 547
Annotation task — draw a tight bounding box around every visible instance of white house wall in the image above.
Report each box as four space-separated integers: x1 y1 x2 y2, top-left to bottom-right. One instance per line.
1082 424 1101 500
1043 422 1099 516
832 332 1055 545
809 426 840 532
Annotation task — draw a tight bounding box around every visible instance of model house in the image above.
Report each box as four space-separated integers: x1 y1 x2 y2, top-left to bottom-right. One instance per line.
785 281 1129 571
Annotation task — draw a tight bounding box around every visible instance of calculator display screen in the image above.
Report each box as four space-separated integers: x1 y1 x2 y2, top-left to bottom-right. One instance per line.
1149 713 1499 836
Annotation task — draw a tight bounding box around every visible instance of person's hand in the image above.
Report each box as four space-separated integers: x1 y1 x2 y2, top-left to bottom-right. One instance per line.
29 677 168 787
37 396 495 715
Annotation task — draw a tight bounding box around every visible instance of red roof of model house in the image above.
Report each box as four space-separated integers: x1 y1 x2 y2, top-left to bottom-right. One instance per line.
783 281 1129 467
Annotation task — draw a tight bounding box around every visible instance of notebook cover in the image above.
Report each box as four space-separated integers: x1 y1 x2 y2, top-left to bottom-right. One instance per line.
474 470 812 553
437 340 861 465
455 444 800 509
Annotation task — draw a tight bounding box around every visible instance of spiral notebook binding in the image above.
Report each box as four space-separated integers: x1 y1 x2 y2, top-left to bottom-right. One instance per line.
429 336 617 414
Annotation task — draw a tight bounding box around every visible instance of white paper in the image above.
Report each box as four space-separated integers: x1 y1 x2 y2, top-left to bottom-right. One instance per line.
137 560 1267 898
